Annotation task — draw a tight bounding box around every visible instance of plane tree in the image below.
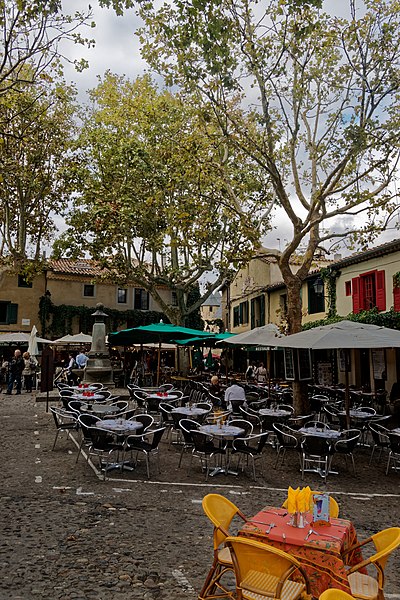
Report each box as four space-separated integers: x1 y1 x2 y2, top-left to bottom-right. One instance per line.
53 73 269 325
129 0 400 411
0 77 79 273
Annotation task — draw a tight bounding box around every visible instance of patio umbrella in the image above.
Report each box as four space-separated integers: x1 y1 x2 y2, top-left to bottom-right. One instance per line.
174 331 236 347
275 320 400 425
53 332 92 345
108 321 211 384
219 323 283 347
28 325 39 356
219 324 283 394
0 332 53 345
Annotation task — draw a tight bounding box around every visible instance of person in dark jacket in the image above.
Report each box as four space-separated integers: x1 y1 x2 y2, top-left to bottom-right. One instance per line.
5 349 24 395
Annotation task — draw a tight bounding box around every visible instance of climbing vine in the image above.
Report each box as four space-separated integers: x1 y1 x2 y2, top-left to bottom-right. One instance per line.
393 272 400 288
302 307 400 331
38 295 168 338
318 267 340 319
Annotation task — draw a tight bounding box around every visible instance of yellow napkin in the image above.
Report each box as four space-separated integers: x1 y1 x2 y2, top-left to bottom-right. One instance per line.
297 487 309 513
287 486 299 514
303 486 312 512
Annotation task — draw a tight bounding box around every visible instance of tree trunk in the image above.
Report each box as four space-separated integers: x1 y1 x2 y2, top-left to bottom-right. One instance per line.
285 275 310 415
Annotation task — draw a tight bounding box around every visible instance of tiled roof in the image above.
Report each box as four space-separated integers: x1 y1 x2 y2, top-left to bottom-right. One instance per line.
49 259 107 277
329 237 400 268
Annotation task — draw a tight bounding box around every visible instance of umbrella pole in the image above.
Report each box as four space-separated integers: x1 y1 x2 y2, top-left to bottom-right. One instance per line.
344 349 351 429
157 341 161 387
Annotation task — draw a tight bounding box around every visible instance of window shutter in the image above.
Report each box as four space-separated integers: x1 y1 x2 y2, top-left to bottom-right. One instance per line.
260 295 265 326
375 270 386 311
250 299 255 329
7 303 18 324
394 286 400 312
352 277 360 314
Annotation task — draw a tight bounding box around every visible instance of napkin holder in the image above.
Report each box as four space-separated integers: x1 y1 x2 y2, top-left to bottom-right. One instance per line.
288 512 306 528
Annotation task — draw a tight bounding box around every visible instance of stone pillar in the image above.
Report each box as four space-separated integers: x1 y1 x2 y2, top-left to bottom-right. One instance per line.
83 303 115 387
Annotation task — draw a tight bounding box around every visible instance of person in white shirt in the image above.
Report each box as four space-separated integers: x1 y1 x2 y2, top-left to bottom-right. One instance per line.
76 350 88 369
224 379 246 411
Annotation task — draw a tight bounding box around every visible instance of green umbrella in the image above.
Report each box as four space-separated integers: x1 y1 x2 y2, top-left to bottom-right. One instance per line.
108 321 211 385
174 332 236 347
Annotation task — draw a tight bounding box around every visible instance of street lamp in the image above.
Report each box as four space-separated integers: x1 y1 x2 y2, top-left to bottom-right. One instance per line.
312 277 324 296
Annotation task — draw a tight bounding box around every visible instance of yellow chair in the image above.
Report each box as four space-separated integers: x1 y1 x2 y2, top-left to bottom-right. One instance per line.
199 493 248 600
225 535 311 600
343 526 400 600
319 591 355 599
282 490 340 518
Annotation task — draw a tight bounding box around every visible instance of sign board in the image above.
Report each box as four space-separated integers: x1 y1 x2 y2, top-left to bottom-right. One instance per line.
40 346 54 393
21 319 30 326
372 348 386 380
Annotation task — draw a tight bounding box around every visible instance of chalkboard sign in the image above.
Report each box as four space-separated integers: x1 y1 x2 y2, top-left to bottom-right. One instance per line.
297 348 312 380
284 349 295 380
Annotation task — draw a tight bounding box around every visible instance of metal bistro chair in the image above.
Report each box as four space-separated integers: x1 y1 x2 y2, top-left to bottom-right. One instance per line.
230 431 270 480
386 431 400 475
273 423 301 469
124 427 167 479
50 407 78 450
178 418 200 467
300 434 334 482
368 422 390 465
332 429 361 475
76 413 99 463
190 430 226 481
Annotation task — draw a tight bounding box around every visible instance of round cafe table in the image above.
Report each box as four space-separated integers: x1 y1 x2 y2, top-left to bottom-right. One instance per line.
199 424 244 476
70 385 100 392
81 403 120 417
72 393 105 403
259 408 292 418
96 418 143 434
172 406 209 420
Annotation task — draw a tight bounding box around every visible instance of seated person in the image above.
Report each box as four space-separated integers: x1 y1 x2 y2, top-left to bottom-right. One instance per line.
224 378 246 411
209 375 224 408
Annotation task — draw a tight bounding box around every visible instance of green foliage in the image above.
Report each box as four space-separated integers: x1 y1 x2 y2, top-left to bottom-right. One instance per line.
319 267 340 319
184 284 204 330
54 72 266 325
38 294 167 339
302 308 400 331
393 272 400 288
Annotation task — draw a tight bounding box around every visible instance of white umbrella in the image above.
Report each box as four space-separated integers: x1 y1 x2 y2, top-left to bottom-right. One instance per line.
0 332 53 345
275 319 400 424
218 323 283 347
275 320 400 350
53 332 92 345
28 325 39 356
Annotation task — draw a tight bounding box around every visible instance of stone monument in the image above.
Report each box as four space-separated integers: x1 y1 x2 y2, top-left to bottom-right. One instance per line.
83 303 114 387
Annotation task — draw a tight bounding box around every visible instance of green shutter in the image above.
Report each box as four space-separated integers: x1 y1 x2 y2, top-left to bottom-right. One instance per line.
251 299 255 329
260 295 265 325
7 303 18 324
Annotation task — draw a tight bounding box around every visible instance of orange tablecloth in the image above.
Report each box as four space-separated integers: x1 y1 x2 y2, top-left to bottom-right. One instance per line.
239 506 362 597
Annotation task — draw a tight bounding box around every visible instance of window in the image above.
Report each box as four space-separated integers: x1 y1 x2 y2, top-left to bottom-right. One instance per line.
352 270 386 313
308 279 325 314
233 306 240 327
134 288 149 310
345 281 351 296
250 295 265 328
83 284 95 297
117 288 127 304
239 301 249 324
18 275 32 288
0 302 18 324
171 291 178 306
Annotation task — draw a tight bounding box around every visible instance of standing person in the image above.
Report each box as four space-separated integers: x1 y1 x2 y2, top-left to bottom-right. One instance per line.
75 349 88 369
254 362 267 384
22 351 37 393
4 349 24 395
66 354 79 385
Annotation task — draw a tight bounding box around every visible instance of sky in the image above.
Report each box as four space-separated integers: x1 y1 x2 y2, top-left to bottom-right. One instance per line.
59 1 400 258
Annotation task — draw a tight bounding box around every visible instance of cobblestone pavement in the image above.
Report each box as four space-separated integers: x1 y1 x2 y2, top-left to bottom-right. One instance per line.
0 392 399 599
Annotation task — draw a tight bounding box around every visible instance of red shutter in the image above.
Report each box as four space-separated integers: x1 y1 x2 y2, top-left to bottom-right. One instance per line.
352 277 360 314
375 270 386 311
394 286 400 312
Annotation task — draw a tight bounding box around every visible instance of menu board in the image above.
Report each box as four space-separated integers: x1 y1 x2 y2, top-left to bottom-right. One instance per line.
284 348 295 380
372 348 386 379
316 361 333 386
297 348 312 380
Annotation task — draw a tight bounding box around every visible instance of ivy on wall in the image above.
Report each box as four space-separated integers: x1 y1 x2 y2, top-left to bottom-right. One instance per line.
393 272 400 288
302 307 400 331
319 267 340 319
38 293 168 338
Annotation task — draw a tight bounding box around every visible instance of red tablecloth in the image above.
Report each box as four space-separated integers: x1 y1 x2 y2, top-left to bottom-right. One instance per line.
239 506 362 597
